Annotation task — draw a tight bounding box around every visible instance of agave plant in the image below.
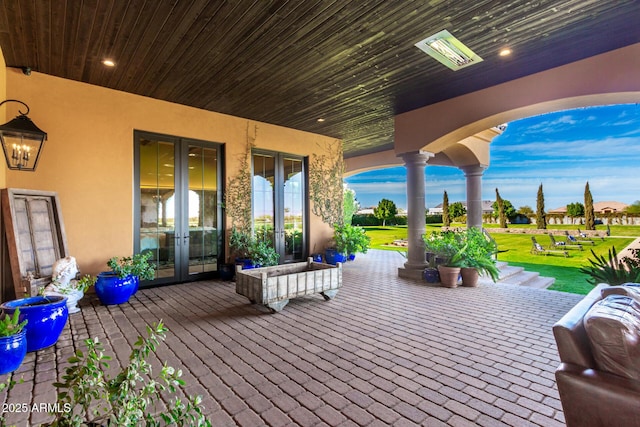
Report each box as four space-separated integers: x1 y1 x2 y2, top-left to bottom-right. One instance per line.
580 247 640 286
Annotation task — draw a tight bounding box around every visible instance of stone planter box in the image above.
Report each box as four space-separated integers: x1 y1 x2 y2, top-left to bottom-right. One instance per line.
236 258 342 312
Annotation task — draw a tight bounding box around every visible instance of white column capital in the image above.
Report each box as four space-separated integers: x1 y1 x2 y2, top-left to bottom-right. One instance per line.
461 164 487 177
398 150 435 166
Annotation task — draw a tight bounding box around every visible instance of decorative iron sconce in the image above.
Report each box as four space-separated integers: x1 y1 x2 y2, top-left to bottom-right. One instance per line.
0 99 47 171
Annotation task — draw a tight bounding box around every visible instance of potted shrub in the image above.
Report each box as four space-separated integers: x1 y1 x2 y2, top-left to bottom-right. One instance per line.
1 295 68 352
327 224 370 264
249 240 280 267
424 230 464 287
45 321 210 426
97 251 155 305
458 228 500 287
229 226 253 268
0 308 28 375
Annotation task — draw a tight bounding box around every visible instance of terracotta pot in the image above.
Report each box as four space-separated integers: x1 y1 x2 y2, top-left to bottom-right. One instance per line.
460 267 479 287
437 265 460 288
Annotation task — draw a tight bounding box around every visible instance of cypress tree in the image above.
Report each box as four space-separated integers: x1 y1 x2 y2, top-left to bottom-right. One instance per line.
585 181 595 230
442 191 450 227
496 188 507 228
536 183 547 229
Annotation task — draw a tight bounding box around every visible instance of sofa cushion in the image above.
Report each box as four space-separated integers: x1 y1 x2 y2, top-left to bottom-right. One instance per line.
584 295 640 380
601 283 640 302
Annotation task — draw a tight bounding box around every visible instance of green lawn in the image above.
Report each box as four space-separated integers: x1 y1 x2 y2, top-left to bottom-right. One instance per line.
363 225 637 295
491 233 633 294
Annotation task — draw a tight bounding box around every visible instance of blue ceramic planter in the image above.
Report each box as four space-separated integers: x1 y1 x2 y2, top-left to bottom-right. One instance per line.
0 329 27 374
311 253 323 263
325 249 346 265
95 272 136 305
131 275 140 295
1 296 68 352
235 258 258 270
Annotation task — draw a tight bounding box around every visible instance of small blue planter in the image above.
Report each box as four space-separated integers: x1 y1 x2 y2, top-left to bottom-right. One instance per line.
325 249 346 265
1 296 68 352
95 272 136 305
0 329 27 374
235 258 258 270
311 253 323 263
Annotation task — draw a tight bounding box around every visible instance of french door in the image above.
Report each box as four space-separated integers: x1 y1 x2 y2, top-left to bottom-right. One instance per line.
134 131 223 286
252 151 307 263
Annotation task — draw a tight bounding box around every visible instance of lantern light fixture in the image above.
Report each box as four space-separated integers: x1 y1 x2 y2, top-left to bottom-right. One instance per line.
0 99 47 171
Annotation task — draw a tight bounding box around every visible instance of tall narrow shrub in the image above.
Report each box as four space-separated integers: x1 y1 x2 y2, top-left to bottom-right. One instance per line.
442 191 450 227
496 188 507 228
536 183 547 229
585 181 595 230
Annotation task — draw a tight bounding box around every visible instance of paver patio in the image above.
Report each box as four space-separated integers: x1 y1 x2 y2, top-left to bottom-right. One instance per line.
1 250 584 426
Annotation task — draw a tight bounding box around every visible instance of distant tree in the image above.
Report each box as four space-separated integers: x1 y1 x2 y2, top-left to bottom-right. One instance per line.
567 202 585 218
518 206 534 216
442 191 450 227
495 188 507 228
536 184 547 230
343 186 360 225
492 198 516 222
449 202 466 221
584 181 595 230
373 198 397 226
625 201 640 214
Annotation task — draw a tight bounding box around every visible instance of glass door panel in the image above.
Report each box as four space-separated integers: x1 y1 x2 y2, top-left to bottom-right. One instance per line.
283 158 304 262
252 151 306 262
252 154 275 245
136 131 222 285
187 145 219 274
138 139 176 280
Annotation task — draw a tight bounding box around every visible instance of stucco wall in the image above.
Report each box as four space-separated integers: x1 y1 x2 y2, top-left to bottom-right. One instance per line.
4 69 336 274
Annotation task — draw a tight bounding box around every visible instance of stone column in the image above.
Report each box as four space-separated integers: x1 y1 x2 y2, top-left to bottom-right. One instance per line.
462 165 486 229
398 150 434 280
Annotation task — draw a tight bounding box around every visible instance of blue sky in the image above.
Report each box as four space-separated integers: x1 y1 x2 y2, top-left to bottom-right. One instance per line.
345 104 640 211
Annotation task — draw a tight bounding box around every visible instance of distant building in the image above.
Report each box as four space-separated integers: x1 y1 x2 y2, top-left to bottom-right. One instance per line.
428 200 494 215
549 201 629 214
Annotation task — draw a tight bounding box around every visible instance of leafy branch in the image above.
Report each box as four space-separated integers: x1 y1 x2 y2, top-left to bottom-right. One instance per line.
46 321 210 427
224 123 255 235
309 139 344 228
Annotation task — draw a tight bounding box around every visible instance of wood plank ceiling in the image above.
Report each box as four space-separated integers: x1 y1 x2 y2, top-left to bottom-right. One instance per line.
0 0 638 157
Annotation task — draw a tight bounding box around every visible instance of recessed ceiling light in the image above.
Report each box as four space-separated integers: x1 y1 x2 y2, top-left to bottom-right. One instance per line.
499 48 512 57
317 118 325 123
102 59 116 67
415 30 483 71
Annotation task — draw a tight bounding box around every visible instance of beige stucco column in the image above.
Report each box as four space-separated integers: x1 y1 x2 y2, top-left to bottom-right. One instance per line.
398 150 434 280
462 165 486 229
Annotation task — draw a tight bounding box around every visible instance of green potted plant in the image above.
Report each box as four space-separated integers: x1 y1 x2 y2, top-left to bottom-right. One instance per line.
229 226 254 268
45 321 210 426
249 240 280 267
334 224 371 261
0 308 28 375
424 230 464 287
458 228 500 287
97 251 156 305
1 296 68 352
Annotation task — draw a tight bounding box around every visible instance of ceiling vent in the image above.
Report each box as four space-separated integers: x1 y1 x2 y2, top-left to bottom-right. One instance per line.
415 30 483 71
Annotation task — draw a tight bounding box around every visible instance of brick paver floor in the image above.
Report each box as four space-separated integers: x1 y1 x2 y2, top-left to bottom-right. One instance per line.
1 250 584 426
